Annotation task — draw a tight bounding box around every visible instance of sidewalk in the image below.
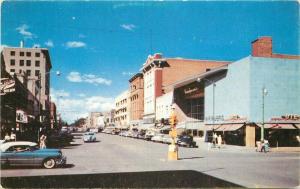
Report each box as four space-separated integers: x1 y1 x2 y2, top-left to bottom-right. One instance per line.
194 139 300 153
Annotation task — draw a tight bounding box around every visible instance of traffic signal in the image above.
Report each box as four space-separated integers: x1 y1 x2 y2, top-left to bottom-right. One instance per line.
169 113 177 127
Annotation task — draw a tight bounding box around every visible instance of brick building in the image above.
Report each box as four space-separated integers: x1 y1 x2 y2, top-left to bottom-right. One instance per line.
129 73 144 127
141 53 230 124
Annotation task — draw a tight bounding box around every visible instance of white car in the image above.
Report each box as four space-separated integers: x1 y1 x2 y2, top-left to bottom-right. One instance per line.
151 134 164 143
83 132 96 142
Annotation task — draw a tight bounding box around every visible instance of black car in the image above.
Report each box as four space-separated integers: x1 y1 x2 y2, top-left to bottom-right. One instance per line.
177 135 196 148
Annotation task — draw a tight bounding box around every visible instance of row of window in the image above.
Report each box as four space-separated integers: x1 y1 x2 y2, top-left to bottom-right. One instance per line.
10 69 40 77
10 51 40 57
10 59 40 67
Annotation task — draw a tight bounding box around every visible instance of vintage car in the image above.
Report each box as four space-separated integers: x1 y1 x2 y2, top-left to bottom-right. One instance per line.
177 135 197 147
83 132 97 142
0 141 66 169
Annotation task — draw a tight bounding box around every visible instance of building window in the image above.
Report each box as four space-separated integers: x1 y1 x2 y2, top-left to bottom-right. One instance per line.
20 60 24 66
10 51 15 56
20 52 24 56
35 60 40 67
26 52 31 57
26 60 31 66
10 69 15 73
19 70 22 73
35 52 40 57
26 70 31 76
10 59 15 66
35 70 40 77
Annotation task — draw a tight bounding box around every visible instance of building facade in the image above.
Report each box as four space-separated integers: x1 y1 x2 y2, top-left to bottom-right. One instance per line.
129 73 144 127
2 44 52 114
141 53 230 125
114 90 130 128
204 37 300 147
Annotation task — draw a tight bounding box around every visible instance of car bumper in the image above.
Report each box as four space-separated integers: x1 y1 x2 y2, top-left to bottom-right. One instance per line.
56 156 67 165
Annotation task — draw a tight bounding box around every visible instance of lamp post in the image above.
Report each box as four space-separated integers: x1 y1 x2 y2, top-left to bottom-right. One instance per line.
197 77 216 141
261 87 268 141
37 70 61 141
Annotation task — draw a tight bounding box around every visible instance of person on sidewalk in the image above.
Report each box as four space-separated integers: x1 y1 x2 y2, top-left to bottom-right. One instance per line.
212 132 217 147
10 132 16 141
4 133 10 142
217 135 222 149
39 134 47 149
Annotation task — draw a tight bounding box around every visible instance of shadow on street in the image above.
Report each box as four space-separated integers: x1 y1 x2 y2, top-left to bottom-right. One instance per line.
1 170 242 188
178 156 204 160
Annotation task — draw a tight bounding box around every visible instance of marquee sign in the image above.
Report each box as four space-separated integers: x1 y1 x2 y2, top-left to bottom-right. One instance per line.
16 109 28 123
0 78 15 95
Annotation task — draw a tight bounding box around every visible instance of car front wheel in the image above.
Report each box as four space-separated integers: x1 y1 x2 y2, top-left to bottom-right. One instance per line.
43 158 56 169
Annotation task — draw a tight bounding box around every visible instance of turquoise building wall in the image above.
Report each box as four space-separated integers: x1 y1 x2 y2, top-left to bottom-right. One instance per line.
204 56 300 123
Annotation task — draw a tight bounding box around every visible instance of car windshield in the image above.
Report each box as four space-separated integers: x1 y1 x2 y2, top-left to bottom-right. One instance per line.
85 133 94 136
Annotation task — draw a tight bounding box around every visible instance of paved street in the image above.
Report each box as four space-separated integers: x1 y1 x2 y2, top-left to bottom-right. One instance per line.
1 132 299 188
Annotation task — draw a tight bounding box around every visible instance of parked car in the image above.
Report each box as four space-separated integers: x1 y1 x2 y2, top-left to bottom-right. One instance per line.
47 131 74 147
83 132 97 142
145 130 156 141
151 134 164 143
162 135 178 144
131 131 139 138
0 141 66 169
89 128 98 133
137 131 146 139
177 135 196 147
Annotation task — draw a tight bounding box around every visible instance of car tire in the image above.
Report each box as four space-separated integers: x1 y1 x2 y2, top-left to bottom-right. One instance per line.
43 158 56 169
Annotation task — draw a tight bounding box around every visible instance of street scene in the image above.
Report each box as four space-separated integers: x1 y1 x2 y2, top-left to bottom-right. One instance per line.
1 1 300 188
1 132 299 188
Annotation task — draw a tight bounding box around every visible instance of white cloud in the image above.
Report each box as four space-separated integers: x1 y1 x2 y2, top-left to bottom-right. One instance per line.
16 24 34 39
67 71 112 86
32 44 40 48
45 40 54 47
78 93 86 97
122 71 135 76
120 24 136 31
65 41 86 48
51 88 114 123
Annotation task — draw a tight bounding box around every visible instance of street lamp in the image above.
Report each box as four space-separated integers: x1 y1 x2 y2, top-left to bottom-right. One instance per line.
197 77 216 141
261 87 268 141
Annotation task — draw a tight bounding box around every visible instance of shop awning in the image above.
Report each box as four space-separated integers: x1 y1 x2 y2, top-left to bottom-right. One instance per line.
294 124 300 129
210 124 244 131
260 124 297 129
205 125 221 131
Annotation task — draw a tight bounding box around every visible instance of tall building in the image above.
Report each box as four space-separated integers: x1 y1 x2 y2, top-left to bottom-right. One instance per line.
114 90 130 128
141 53 230 125
167 36 300 147
129 73 144 127
2 43 52 115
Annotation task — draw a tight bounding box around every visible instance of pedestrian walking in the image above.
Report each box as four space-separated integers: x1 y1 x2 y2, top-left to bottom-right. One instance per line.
10 132 16 141
4 133 10 142
217 135 222 149
40 134 47 149
212 132 217 147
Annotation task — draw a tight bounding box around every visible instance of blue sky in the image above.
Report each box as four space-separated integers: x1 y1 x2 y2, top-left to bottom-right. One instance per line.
2 1 299 123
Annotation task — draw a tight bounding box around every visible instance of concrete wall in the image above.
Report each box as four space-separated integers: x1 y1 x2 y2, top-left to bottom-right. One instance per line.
205 57 251 123
205 56 300 123
249 57 300 122
155 91 173 120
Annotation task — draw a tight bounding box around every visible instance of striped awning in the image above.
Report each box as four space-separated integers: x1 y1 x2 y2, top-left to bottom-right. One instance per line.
259 124 297 129
267 124 296 129
215 124 244 131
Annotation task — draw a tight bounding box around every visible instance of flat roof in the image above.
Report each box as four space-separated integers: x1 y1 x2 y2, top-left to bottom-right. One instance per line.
164 65 229 90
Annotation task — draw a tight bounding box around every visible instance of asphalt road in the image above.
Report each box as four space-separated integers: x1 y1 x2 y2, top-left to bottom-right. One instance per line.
1 132 299 188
